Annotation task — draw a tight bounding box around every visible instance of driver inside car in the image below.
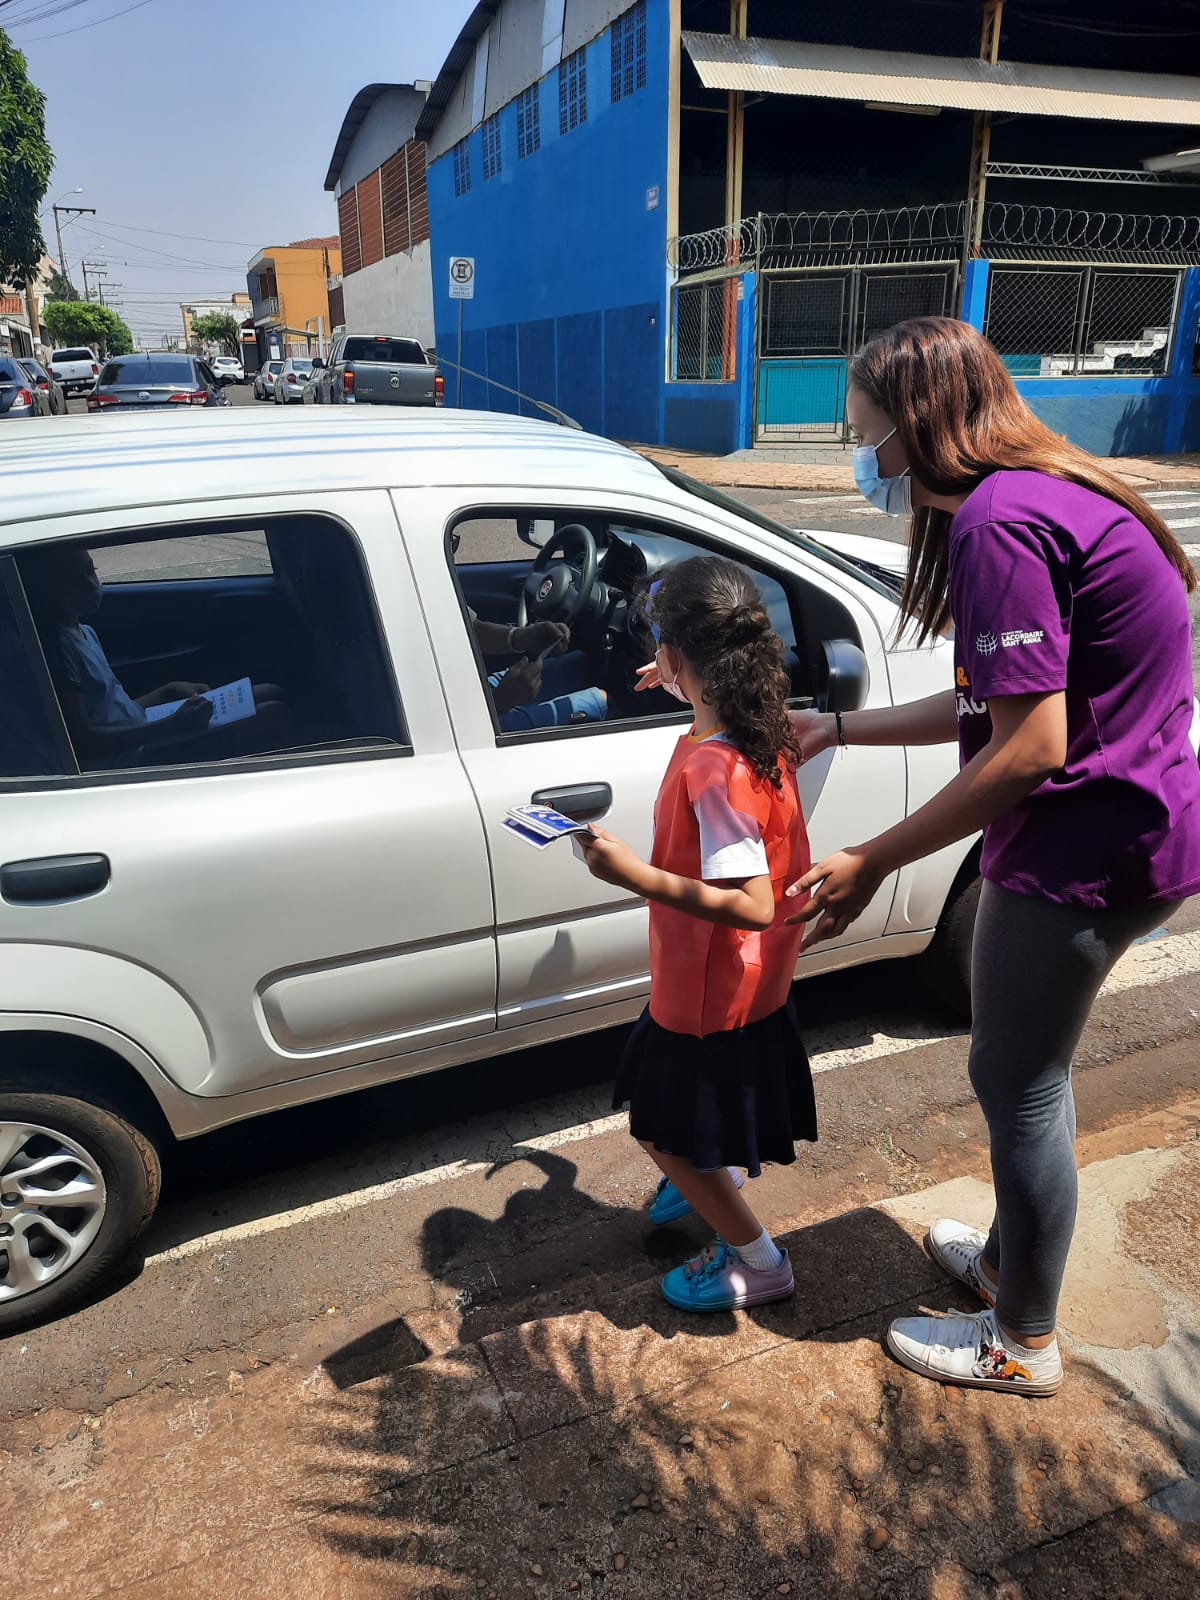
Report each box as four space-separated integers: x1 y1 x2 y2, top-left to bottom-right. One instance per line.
468 611 608 731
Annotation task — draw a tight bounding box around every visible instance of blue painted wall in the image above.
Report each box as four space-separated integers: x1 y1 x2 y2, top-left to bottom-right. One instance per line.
428 3 671 443
962 259 1200 457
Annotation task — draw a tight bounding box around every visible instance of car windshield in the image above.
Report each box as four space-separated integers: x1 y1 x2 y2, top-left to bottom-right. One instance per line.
0 360 25 383
101 357 195 386
341 337 426 365
650 463 902 607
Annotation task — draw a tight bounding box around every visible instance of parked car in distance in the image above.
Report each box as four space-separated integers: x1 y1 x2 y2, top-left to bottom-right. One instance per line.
86 353 231 412
49 347 100 397
0 355 54 419
18 358 66 415
0 406 1018 1330
210 355 245 385
253 358 284 400
307 334 442 407
273 356 313 403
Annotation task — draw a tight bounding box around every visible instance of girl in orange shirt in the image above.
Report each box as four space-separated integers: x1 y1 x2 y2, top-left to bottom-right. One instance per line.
579 555 815 1312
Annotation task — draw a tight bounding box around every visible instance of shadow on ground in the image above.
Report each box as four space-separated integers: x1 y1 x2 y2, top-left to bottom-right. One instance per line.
309 1156 1200 1598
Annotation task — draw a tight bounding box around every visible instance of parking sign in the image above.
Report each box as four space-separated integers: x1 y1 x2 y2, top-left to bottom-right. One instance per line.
449 257 475 300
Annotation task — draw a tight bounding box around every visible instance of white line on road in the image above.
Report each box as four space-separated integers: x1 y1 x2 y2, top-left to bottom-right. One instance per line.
1162 517 1200 530
145 928 1200 1265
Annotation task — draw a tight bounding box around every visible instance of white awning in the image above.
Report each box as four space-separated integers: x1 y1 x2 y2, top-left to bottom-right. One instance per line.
681 33 1200 125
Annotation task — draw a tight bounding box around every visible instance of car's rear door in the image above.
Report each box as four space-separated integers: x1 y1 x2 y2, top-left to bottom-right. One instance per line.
0 490 498 1097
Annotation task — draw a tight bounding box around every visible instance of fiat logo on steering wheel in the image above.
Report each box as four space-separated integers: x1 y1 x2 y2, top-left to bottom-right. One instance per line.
537 577 554 601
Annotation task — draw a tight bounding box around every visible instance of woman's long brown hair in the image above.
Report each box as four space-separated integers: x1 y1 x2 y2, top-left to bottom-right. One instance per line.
850 316 1196 644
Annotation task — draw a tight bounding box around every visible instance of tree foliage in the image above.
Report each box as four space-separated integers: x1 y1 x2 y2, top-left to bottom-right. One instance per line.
44 299 134 358
45 269 79 302
190 311 242 355
0 31 53 286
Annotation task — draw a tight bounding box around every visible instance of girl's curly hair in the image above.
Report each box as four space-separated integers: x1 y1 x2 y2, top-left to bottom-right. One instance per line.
648 555 800 789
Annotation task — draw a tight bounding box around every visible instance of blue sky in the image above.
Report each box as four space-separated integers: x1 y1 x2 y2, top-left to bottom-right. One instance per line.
7 0 472 343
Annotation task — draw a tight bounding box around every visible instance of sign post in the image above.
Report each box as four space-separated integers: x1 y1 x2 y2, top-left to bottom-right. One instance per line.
448 256 475 408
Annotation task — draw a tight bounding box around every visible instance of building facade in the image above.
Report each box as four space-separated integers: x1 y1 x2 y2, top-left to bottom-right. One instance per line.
419 0 1200 456
180 293 252 352
326 83 435 346
246 238 342 361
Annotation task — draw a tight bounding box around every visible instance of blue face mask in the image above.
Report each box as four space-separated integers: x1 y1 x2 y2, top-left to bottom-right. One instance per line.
853 426 913 517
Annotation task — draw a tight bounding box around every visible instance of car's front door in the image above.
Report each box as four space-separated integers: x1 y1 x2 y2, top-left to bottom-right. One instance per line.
0 491 497 1097
403 486 907 1034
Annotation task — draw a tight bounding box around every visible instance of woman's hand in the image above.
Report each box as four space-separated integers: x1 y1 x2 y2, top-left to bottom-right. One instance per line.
576 826 648 894
790 709 837 764
785 846 885 947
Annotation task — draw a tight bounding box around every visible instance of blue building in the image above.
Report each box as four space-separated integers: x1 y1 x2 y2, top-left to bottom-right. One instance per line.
418 1 1200 457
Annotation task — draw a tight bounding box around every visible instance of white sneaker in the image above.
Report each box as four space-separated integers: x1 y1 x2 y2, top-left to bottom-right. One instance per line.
925 1217 998 1307
886 1307 1062 1396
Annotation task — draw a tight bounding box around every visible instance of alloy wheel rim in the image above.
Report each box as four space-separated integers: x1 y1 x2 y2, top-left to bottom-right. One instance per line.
0 1122 107 1303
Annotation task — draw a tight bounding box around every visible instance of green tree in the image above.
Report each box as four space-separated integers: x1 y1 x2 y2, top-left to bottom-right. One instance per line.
45 269 79 302
190 311 241 356
44 299 134 358
0 32 53 287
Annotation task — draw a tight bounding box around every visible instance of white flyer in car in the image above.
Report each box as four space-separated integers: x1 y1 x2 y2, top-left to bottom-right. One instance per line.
144 676 256 729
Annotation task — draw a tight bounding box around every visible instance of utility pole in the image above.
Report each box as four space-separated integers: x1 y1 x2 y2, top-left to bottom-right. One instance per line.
52 204 96 293
82 261 108 302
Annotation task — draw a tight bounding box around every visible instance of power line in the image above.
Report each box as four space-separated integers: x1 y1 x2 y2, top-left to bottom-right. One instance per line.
84 219 255 248
10 0 159 44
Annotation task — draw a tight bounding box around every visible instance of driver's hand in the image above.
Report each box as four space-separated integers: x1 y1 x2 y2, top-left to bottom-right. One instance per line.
513 621 569 659
492 656 543 713
634 660 662 692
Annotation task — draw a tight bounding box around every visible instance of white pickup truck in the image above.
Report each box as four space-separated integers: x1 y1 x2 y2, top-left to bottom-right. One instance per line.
48 346 100 397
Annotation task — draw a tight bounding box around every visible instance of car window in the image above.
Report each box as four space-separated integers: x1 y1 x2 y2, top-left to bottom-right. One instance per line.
15 516 408 779
101 356 195 386
341 337 426 365
0 359 24 384
54 349 94 364
448 511 806 739
0 561 73 780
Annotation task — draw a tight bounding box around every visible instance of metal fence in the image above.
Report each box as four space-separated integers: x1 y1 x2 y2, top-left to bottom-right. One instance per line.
984 266 1183 378
671 276 737 383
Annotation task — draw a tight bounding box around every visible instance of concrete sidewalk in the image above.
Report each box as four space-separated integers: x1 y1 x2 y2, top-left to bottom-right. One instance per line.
5 1052 1199 1598
637 444 1200 496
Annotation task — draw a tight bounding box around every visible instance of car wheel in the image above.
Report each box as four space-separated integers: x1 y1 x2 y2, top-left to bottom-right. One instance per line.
0 1089 162 1333
920 865 981 1022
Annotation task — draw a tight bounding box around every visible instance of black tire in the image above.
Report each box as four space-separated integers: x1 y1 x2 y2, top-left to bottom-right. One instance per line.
0 1089 161 1335
920 870 982 1022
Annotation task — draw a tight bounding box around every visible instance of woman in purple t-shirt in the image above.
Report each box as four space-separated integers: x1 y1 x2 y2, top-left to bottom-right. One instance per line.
789 316 1200 1398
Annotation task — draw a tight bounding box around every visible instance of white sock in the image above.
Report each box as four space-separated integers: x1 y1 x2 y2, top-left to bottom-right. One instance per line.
988 1311 1059 1366
732 1227 784 1273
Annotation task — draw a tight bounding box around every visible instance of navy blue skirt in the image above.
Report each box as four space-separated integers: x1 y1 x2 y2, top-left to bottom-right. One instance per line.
611 992 817 1177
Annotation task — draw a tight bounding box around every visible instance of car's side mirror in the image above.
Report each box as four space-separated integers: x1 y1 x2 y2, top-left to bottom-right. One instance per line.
820 638 870 714
311 357 324 369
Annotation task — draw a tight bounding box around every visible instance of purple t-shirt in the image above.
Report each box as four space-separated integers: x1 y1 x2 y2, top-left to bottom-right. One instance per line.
950 470 1200 910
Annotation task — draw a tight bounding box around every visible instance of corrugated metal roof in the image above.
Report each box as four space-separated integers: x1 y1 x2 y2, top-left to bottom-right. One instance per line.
681 33 1200 125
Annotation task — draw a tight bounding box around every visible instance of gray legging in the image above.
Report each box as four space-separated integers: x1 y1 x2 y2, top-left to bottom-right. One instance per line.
969 882 1178 1339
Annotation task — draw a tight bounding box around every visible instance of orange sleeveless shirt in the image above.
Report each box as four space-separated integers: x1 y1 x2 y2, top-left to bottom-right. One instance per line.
648 732 811 1038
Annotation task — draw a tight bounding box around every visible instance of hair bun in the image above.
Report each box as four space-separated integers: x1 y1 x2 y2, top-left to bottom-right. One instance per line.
728 602 765 645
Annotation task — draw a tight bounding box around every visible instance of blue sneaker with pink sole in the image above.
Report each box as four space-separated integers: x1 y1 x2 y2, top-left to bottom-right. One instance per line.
660 1240 795 1312
648 1168 745 1226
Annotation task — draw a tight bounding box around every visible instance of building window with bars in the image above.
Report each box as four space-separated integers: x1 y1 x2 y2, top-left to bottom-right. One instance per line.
453 139 471 197
482 114 502 181
671 278 735 383
517 84 541 160
984 266 1181 380
559 46 587 135
611 2 647 103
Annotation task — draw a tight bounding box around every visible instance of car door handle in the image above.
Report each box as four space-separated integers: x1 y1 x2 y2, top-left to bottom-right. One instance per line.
530 783 612 822
1 854 111 904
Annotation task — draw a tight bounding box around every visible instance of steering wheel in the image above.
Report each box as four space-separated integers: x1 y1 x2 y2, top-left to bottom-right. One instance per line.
518 523 600 627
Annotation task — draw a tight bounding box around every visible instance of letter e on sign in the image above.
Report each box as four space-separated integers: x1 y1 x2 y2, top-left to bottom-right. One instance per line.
449 257 476 300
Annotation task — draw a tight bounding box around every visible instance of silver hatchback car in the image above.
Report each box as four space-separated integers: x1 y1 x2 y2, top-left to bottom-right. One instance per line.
0 406 990 1330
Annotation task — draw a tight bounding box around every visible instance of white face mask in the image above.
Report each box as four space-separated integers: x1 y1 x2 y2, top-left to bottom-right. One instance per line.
656 645 691 703
852 425 913 517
